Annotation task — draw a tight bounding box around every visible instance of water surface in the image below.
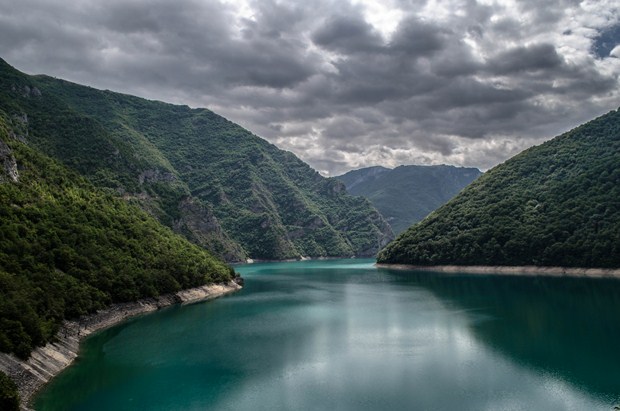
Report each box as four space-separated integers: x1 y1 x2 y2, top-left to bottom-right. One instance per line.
35 259 620 410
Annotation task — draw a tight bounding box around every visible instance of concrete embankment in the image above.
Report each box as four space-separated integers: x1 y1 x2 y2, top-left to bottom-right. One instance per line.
376 264 620 278
0 281 241 410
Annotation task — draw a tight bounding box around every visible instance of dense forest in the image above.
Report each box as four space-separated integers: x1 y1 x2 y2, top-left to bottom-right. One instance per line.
378 109 620 268
0 56 392 360
0 113 234 359
0 58 392 261
337 165 481 234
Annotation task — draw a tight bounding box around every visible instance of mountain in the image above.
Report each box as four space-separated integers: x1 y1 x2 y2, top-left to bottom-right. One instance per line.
378 109 620 268
337 165 481 234
0 112 234 360
337 166 391 192
0 59 393 261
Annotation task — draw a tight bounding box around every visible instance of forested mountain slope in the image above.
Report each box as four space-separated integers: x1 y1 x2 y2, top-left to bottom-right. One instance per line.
0 59 245 261
378 109 620 268
337 165 481 234
0 59 392 261
0 113 234 359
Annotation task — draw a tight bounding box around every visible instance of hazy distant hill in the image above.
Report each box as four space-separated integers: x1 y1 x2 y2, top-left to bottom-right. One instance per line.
378 109 620 268
0 58 392 261
337 165 481 234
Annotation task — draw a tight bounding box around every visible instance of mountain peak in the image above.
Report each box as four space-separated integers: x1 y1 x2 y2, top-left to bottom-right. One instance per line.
0 58 393 261
337 164 481 234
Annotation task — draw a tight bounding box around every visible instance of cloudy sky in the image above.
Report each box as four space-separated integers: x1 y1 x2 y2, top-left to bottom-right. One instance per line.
0 0 618 175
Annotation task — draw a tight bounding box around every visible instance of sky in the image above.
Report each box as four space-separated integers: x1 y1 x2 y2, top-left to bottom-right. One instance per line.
0 0 618 176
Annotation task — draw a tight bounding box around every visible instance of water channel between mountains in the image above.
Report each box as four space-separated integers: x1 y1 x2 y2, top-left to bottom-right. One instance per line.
35 259 620 410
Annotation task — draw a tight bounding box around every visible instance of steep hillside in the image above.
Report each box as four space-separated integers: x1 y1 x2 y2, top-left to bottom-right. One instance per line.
26 66 392 259
22 66 392 260
0 59 245 262
0 112 234 359
378 109 620 268
337 165 481 234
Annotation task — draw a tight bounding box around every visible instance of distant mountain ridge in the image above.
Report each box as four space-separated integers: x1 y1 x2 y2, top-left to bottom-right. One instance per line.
0 58 392 261
378 109 620 268
337 165 481 234
338 166 391 192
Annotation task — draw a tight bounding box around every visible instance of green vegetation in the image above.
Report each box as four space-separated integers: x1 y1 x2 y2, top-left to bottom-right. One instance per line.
0 113 233 358
0 371 19 411
0 57 391 407
337 165 481 234
378 109 620 268
0 56 392 362
24 64 393 260
0 58 245 262
0 58 391 261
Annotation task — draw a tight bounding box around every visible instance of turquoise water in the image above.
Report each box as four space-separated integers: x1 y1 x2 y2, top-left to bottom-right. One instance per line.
35 259 620 410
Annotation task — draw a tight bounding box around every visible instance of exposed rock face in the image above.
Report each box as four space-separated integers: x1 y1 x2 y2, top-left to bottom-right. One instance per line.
20 85 42 98
8 114 29 143
0 59 394 262
323 179 346 196
0 282 241 409
174 197 247 262
138 168 177 185
355 209 395 257
0 139 18 182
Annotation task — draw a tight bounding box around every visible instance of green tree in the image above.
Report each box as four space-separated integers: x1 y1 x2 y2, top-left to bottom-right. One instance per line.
0 371 20 411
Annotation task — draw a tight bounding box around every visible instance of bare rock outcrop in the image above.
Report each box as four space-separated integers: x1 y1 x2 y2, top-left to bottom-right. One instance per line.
138 168 177 185
0 139 18 182
173 196 247 262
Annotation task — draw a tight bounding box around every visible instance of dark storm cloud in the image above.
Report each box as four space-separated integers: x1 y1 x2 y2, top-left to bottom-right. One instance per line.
312 15 384 53
487 44 563 75
1 0 320 91
389 17 447 56
0 0 618 175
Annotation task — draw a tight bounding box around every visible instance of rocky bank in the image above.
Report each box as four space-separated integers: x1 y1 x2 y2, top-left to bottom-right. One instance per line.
0 281 241 409
376 264 620 278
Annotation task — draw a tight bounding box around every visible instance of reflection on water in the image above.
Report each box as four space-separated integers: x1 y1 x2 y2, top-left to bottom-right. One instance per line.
35 259 620 410
380 268 620 403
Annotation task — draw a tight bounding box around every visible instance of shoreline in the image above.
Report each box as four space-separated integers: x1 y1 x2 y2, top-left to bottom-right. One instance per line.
0 281 242 410
376 264 620 278
236 255 366 264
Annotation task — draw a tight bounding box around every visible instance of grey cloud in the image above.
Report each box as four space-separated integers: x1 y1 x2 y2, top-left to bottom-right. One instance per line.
221 45 316 88
389 17 446 56
321 114 392 142
430 44 481 78
0 0 617 176
326 54 443 105
423 78 533 112
553 66 618 96
395 0 429 8
517 0 582 27
4 0 319 91
487 17 524 40
487 44 563 75
312 15 384 54
94 0 220 35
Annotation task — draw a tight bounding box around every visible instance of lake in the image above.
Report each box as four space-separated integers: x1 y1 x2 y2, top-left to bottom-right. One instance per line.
34 259 620 410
